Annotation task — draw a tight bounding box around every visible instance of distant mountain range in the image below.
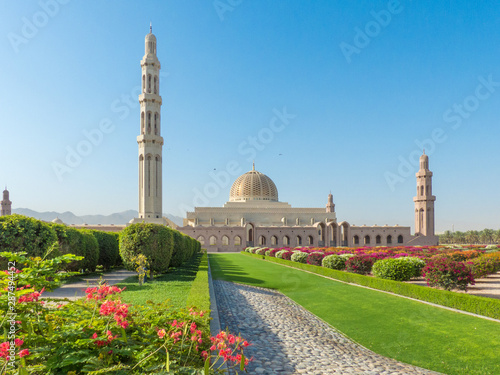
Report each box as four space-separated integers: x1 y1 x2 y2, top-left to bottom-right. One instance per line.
12 208 184 226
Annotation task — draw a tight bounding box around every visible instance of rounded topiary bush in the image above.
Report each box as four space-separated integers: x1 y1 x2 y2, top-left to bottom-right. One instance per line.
403 256 426 278
265 250 272 256
269 249 280 257
307 252 325 266
256 248 268 255
119 223 173 274
275 250 287 259
291 252 308 263
322 254 347 270
372 257 414 281
281 251 294 261
345 255 375 275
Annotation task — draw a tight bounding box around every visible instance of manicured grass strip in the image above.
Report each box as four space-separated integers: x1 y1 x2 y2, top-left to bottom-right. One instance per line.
244 252 500 320
209 253 500 375
117 252 203 310
185 252 210 311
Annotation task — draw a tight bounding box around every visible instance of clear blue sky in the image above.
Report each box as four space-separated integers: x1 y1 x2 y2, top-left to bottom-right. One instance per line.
1 0 499 233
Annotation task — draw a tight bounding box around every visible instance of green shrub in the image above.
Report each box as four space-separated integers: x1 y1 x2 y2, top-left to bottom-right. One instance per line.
170 230 184 267
256 248 267 255
265 250 272 256
291 252 308 263
56 227 86 271
0 214 57 259
372 258 414 281
91 230 119 270
322 254 347 270
404 256 426 278
307 252 325 266
119 223 173 274
80 229 99 272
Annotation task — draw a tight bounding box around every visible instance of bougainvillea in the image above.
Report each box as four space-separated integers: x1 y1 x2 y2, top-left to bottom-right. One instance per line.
422 255 475 291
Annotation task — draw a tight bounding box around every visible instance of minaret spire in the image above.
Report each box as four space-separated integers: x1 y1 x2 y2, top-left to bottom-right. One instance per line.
131 26 165 225
413 152 436 237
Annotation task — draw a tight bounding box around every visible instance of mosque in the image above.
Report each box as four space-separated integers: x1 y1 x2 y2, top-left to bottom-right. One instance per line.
2 28 439 252
128 28 439 251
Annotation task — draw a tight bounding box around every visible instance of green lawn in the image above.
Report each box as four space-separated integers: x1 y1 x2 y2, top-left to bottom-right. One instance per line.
209 253 500 375
117 252 203 310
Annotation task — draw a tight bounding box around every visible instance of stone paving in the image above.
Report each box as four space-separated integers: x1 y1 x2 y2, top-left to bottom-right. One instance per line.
42 269 136 300
214 280 441 375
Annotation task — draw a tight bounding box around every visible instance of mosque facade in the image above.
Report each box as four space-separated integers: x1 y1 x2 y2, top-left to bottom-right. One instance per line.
177 153 438 251
127 28 438 250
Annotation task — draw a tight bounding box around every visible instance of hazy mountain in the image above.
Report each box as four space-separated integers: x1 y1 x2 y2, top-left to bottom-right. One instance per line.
12 208 184 226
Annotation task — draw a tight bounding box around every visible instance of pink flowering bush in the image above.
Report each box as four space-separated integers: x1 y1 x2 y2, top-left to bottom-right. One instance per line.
306 252 325 266
422 255 475 291
345 255 376 275
0 252 252 374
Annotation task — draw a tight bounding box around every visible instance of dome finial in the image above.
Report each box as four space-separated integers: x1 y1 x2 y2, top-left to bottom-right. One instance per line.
150 22 152 33
252 161 255 171
423 148 425 155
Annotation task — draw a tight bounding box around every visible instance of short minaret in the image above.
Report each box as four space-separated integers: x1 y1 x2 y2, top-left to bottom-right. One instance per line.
1 187 12 216
326 192 335 213
133 25 165 223
413 152 436 236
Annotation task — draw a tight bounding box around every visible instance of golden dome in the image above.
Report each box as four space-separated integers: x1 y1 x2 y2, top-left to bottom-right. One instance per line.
229 164 278 202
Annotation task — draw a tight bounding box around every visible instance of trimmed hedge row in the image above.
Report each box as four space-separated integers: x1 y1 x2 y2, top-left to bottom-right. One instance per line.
242 251 500 320
185 252 210 312
0 215 120 272
119 223 200 274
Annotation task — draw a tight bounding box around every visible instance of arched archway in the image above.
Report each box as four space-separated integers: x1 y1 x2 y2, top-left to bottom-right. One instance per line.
271 235 278 246
328 222 338 247
283 236 290 246
376 235 381 244
222 235 229 246
353 235 359 245
296 236 302 246
387 235 392 244
234 236 241 246
398 235 404 244
209 236 217 246
339 221 350 246
364 235 371 245
317 223 326 247
246 224 254 246
258 235 266 246
196 236 205 245
307 235 314 245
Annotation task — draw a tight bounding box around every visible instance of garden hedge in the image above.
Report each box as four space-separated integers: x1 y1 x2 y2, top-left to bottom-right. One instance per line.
0 214 57 259
90 230 119 270
119 223 173 274
185 252 210 312
243 251 500 320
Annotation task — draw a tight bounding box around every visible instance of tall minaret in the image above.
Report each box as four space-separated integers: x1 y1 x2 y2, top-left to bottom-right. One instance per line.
413 152 436 236
1 187 12 216
326 192 335 213
136 25 164 223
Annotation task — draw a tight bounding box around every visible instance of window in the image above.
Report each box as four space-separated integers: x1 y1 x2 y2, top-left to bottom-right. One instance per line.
376 235 381 244
147 112 152 134
283 236 290 246
209 236 217 246
154 76 158 94
142 75 146 92
148 74 152 93
353 235 359 245
387 235 392 244
197 236 205 245
296 236 302 245
271 236 277 245
259 236 266 246
234 236 241 246
397 235 404 244
222 235 229 246
307 236 313 245
364 235 370 245
141 112 145 134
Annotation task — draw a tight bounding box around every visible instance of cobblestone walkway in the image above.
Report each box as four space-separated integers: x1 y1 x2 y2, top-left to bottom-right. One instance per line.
214 280 440 375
